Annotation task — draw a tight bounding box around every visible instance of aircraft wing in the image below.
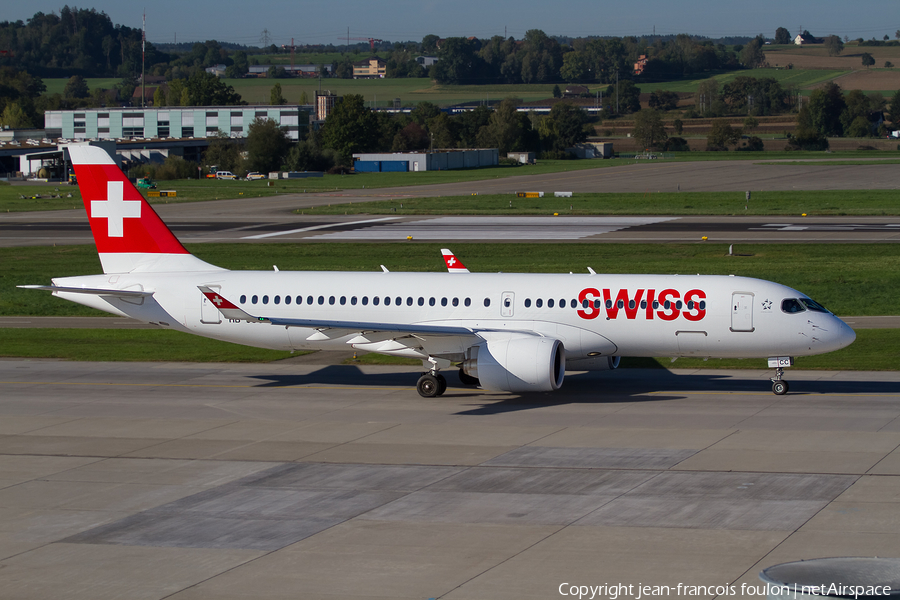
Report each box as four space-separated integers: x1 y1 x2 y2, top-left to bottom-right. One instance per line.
198 285 476 337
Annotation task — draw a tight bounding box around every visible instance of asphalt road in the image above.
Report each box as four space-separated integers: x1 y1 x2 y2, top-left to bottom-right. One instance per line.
1 360 899 599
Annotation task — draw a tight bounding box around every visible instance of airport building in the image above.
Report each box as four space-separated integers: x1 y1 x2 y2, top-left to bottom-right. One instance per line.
353 149 499 172
44 105 312 142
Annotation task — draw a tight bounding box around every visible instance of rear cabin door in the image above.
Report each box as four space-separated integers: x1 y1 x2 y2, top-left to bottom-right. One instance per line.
200 285 222 324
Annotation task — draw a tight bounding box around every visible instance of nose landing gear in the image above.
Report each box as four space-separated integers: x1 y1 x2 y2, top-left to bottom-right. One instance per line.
768 357 794 395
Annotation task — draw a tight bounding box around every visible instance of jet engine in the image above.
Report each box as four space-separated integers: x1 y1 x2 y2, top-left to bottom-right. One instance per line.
462 336 565 392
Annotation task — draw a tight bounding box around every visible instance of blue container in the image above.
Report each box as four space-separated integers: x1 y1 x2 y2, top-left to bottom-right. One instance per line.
354 161 381 173
380 161 409 172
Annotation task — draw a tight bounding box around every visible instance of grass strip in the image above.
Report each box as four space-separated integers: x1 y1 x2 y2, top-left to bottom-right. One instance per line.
0 328 298 362
300 190 900 216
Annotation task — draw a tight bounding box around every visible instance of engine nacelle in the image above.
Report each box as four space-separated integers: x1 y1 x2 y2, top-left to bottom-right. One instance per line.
566 355 621 371
462 336 565 392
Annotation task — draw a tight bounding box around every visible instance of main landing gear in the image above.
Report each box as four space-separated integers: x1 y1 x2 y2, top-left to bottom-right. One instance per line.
771 367 789 395
417 372 447 398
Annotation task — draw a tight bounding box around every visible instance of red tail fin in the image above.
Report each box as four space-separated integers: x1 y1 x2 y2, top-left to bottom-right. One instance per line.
68 145 219 273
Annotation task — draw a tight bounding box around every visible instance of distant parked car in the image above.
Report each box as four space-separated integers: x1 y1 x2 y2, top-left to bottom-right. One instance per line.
245 172 265 180
215 171 238 180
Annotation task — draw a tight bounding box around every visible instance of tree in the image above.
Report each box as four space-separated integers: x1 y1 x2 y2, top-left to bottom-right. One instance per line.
63 75 90 99
392 122 430 152
152 87 165 107
841 89 872 133
270 82 286 105
673 118 683 135
539 102 589 154
605 79 641 114
890 90 900 124
648 90 679 111
320 94 379 164
775 27 791 45
183 71 243 106
743 116 759 132
476 97 534 154
824 35 844 57
552 85 561 98
0 102 32 128
740 37 765 68
246 118 290 173
861 53 875 69
802 82 846 136
632 109 667 149
707 119 741 150
203 133 244 174
887 61 895 69
560 52 586 82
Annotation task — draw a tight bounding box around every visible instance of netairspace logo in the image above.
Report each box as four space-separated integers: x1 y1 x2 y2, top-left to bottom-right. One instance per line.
557 582 894 599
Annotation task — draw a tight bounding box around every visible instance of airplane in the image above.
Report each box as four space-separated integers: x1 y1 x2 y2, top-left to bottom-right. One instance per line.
20 145 856 398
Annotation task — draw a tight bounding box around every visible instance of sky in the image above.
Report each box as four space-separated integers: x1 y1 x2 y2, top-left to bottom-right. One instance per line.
6 1 899 46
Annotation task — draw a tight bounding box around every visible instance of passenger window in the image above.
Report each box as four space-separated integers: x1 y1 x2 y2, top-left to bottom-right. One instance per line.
484 298 490 307
640 300 647 309
687 301 693 310
582 299 589 308
285 296 291 305
504 298 511 308
329 296 335 305
441 298 448 307
781 298 806 314
362 296 369 305
559 299 565 308
384 297 391 306
263 295 269 305
465 298 471 307
664 300 671 309
240 295 247 303
452 297 459 307
429 297 435 306
373 296 380 306
406 297 413 306
395 296 402 306
536 299 543 308
699 301 706 310
307 296 313 305
525 298 531 308
675 301 682 310
339 296 346 305
251 295 258 304
351 296 357 305
571 299 577 308
594 299 601 309
295 296 302 305
274 295 281 305
418 297 424 306
318 296 324 305
605 299 612 309
653 301 659 309
548 299 555 308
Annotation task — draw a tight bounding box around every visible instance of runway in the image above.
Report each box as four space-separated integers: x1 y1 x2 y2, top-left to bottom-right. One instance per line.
1 359 899 599
3 214 900 247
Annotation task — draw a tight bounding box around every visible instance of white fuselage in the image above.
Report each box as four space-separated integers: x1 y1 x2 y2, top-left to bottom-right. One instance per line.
51 269 856 365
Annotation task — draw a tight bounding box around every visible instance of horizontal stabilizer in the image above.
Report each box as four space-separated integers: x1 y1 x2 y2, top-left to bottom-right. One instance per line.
17 285 154 298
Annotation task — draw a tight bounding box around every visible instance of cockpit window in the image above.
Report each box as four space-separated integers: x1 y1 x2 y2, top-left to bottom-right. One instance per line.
799 298 830 313
781 299 806 314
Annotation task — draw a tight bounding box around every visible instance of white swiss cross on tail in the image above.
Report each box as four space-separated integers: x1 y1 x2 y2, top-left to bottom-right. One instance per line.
441 248 470 273
91 181 142 238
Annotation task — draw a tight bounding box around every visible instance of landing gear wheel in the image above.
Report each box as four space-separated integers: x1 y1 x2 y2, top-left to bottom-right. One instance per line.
436 374 447 396
417 374 440 398
772 380 789 395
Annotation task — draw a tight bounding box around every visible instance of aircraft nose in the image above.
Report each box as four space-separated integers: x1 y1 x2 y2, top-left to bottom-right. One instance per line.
831 317 856 351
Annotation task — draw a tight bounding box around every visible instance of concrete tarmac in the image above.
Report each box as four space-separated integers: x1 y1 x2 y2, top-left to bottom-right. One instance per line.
1 359 900 599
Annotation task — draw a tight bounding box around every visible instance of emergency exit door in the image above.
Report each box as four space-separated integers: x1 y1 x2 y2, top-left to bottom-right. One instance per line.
730 292 754 332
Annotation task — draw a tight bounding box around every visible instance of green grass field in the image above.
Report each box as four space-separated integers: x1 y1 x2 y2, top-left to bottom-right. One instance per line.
5 242 899 318
302 189 900 216
648 68 848 94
